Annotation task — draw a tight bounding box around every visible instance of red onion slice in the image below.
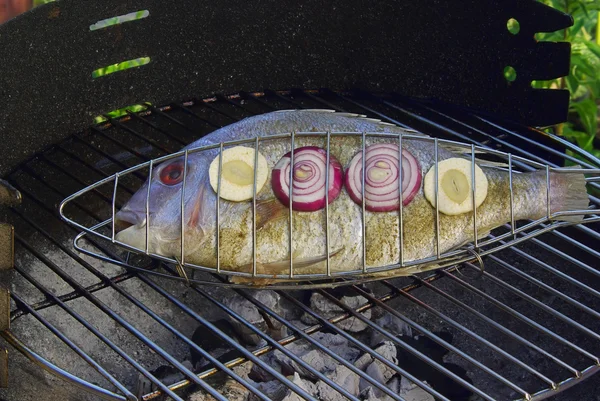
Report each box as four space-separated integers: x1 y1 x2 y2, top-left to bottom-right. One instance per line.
345 143 421 212
272 146 344 211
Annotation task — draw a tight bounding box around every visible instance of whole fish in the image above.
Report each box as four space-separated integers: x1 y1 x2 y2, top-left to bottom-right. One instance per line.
113 110 589 282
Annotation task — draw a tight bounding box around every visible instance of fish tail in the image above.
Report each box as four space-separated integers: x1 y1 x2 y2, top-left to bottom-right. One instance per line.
545 166 590 223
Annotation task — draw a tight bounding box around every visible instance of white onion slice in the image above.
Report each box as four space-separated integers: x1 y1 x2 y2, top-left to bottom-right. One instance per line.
272 146 343 211
345 143 421 212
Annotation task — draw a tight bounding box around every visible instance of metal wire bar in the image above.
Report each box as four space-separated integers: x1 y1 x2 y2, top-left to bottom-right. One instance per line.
69 135 146 182
252 137 259 277
171 103 222 129
434 138 440 257
361 131 367 272
380 281 556 390
145 160 153 254
398 133 405 266
180 150 189 266
490 233 600 299
216 143 223 272
11 266 176 401
288 131 296 278
18 165 107 224
489 254 600 320
90 127 151 162
471 144 478 247
410 275 581 376
144 103 201 133
111 173 119 243
1 330 130 401
40 155 124 206
136 275 318 401
54 146 138 194
13 233 229 401
125 110 189 147
10 291 136 400
351 284 546 393
464 261 600 342
315 289 497 401
325 130 331 275
509 153 516 239
443 268 599 363
277 291 450 401
105 116 177 155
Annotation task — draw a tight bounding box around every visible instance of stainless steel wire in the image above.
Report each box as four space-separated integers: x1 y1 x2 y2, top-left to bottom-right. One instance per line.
60 130 600 283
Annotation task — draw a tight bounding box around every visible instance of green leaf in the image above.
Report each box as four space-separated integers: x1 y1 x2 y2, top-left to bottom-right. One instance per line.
584 40 600 58
562 125 594 150
570 98 598 138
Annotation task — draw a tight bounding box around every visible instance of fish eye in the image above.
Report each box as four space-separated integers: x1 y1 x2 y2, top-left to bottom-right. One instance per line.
159 160 185 186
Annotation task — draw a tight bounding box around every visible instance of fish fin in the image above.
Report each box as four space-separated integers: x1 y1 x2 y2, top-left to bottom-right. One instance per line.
256 198 288 230
283 109 428 135
547 166 589 223
253 247 345 273
188 185 206 227
281 109 336 113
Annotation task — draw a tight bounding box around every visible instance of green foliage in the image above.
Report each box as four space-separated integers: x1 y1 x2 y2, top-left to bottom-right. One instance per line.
93 104 149 125
534 1 600 164
91 57 150 79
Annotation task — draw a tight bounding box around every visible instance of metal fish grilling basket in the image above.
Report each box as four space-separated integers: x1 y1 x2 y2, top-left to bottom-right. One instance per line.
59 129 600 289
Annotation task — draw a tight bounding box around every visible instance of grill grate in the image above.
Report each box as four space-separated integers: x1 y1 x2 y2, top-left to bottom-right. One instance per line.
2 89 600 401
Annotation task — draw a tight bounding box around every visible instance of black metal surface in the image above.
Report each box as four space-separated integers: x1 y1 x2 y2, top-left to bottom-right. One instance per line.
0 0 572 177
0 90 599 401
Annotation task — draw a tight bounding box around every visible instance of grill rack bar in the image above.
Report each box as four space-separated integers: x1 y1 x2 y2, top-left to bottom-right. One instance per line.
4 90 593 395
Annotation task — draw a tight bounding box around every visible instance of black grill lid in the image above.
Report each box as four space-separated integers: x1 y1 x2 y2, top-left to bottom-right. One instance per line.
0 0 572 176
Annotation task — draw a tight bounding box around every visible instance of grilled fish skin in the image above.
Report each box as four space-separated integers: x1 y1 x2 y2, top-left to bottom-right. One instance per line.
114 110 589 279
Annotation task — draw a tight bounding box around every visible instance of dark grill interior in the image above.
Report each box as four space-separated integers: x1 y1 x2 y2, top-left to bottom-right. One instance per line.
2 89 600 401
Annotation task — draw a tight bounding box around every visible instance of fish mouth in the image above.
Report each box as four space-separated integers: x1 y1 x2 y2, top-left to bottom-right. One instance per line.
114 210 146 233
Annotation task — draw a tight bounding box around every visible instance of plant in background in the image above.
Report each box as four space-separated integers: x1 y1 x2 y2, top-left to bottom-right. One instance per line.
534 0 600 163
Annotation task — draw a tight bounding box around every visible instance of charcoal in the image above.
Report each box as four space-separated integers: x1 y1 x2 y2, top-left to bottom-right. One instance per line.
387 376 401 393
400 384 435 401
189 362 254 401
354 341 398 381
190 319 241 367
370 312 413 346
315 365 360 401
359 385 379 401
224 291 289 345
395 333 473 400
249 364 276 382
272 333 361 380
280 372 318 401
361 362 387 398
188 378 250 401
251 380 288 401
301 292 372 332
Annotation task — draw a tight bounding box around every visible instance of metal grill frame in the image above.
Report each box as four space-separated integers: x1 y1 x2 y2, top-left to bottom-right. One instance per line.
59 128 600 284
2 89 600 401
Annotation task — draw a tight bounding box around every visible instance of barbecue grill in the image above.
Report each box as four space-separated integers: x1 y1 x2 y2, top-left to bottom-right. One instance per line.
0 1 599 401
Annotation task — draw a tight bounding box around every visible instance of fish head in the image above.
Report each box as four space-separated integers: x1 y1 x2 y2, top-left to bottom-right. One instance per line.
114 152 217 258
